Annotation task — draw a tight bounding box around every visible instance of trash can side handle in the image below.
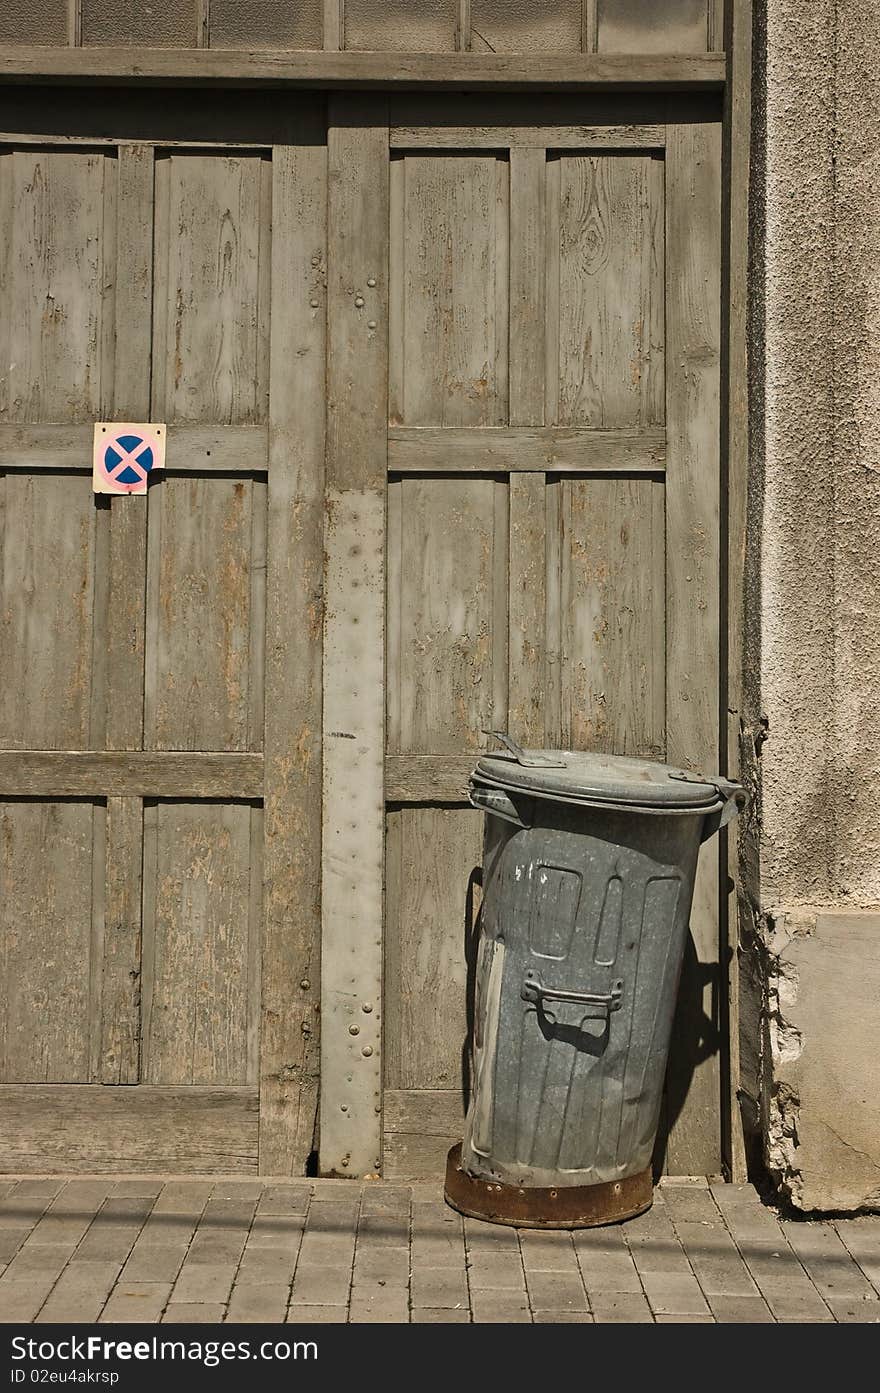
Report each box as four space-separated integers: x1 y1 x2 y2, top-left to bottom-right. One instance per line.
468 785 533 829
521 971 623 1017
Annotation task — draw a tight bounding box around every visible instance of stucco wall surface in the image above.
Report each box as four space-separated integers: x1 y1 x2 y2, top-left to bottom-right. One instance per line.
757 0 880 1209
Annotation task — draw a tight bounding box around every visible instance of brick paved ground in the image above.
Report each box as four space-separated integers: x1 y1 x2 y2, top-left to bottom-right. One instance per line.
1 1175 878 1323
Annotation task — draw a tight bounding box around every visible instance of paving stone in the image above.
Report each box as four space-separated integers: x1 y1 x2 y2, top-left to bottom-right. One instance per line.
162 1303 226 1323
37 1261 122 1323
0 1277 57 1322
660 1184 721 1225
625 1227 693 1275
833 1218 880 1294
246 1214 305 1249
640 1270 710 1316
26 1213 95 1247
152 1183 214 1216
53 1181 117 1210
411 1308 470 1322
122 1244 187 1284
825 1297 880 1323
286 1305 347 1323
298 1231 356 1265
467 1252 527 1290
533 1312 593 1322
654 1313 715 1322
411 1266 468 1309
519 1231 579 1273
591 1292 654 1323
349 1289 409 1322
353 1246 410 1285
360 1187 411 1217
761 1289 834 1322
526 1269 589 1313
289 1264 352 1306
411 1207 465 1265
135 1213 200 1247
111 1181 164 1200
257 1186 310 1216
74 1201 153 1262
708 1293 774 1321
236 1245 299 1285
464 1218 520 1253
99 1282 171 1323
573 1232 645 1295
674 1220 760 1296
356 1215 409 1247
0 1229 30 1263
4 1242 76 1280
781 1219 878 1300
206 1181 264 1203
183 1234 248 1269
227 1284 290 1322
471 1291 531 1323
736 1237 808 1284
710 1183 767 1210
170 1263 237 1304
6 1180 65 1201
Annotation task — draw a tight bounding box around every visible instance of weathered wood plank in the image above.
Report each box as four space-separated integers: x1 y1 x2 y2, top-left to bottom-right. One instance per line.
385 808 482 1092
0 49 727 89
142 802 254 1087
391 476 503 754
0 425 269 473
509 149 546 429
0 750 263 797
393 153 507 427
260 126 326 1175
390 123 665 148
0 801 95 1083
384 1088 465 1134
321 96 388 1178
152 151 267 425
106 144 153 754
0 1085 259 1173
555 152 664 428
144 476 256 752
385 755 476 802
508 150 547 747
552 476 666 756
0 147 111 423
383 1131 461 1181
0 475 97 750
508 476 547 747
663 119 723 1176
388 426 666 472
100 797 143 1085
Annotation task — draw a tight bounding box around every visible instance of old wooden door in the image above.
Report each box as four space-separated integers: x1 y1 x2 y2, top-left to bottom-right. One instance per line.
0 93 325 1174
319 94 724 1181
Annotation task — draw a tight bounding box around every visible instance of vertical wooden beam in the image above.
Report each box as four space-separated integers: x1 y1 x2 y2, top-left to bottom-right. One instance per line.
664 119 723 1175
260 118 327 1174
320 96 389 1178
723 0 753 1183
508 149 546 747
99 143 154 1085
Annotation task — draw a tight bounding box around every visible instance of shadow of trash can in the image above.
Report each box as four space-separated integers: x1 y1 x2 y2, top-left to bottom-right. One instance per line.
444 732 745 1229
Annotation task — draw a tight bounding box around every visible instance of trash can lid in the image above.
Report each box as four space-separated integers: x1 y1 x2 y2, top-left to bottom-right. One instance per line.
471 748 728 811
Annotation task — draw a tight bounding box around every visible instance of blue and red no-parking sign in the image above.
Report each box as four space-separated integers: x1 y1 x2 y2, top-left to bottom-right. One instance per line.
93 423 166 495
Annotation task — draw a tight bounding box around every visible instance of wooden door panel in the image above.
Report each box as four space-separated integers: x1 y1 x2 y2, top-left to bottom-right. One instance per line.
0 113 323 1175
0 799 99 1083
382 107 722 1179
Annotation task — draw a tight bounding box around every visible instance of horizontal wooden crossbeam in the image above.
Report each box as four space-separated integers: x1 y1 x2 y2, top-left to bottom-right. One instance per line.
388 427 666 474
0 751 264 798
0 424 268 474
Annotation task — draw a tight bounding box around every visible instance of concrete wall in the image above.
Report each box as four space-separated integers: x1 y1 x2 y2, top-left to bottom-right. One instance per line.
750 0 880 1209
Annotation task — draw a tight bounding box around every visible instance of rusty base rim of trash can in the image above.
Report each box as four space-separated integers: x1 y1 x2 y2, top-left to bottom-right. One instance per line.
443 1143 653 1229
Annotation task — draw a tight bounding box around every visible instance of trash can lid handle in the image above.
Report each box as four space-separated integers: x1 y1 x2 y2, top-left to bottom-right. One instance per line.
482 730 568 769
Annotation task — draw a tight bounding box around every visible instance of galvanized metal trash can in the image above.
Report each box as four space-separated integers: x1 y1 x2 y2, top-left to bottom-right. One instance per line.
444 735 744 1229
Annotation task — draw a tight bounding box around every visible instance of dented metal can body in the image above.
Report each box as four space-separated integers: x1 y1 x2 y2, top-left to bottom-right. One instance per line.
454 745 743 1217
